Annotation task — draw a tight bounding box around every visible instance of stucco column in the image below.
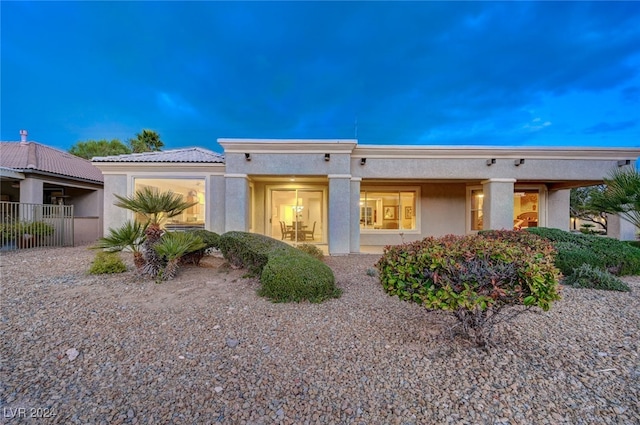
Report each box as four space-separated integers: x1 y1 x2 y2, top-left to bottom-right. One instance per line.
208 174 226 234
608 214 638 241
328 174 351 255
547 189 570 231
102 174 128 235
224 174 249 232
19 178 43 204
19 178 44 222
350 177 361 253
481 178 516 230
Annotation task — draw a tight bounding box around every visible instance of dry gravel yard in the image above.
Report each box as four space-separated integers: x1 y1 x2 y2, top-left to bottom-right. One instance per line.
1 245 639 425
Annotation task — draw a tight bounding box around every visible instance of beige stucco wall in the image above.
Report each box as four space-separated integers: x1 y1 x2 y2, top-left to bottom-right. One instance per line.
19 178 44 204
608 214 639 241
102 174 129 235
225 152 352 177
74 217 102 246
547 189 570 231
421 184 467 237
208 174 226 234
225 174 249 231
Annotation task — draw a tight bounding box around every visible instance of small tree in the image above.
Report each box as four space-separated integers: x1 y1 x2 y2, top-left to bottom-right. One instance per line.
591 168 640 231
570 185 608 232
113 187 197 277
69 139 131 159
129 129 164 153
377 231 561 347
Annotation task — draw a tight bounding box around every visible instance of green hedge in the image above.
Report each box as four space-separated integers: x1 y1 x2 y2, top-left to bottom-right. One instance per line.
526 228 640 276
218 231 340 303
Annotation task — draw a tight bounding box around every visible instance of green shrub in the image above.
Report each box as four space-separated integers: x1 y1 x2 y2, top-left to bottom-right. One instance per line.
260 252 341 303
0 223 14 245
296 243 324 260
626 240 640 249
89 251 127 274
9 221 56 248
180 229 220 265
218 231 291 275
376 231 561 346
527 227 640 276
155 232 206 280
187 229 220 249
20 221 55 237
219 231 340 303
563 264 630 292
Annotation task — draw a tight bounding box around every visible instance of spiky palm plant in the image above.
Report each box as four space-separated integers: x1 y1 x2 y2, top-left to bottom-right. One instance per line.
591 168 640 230
113 187 197 277
154 232 206 281
93 220 147 271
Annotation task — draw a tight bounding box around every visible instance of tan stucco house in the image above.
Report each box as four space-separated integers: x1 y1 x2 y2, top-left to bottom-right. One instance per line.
0 132 104 245
93 139 639 255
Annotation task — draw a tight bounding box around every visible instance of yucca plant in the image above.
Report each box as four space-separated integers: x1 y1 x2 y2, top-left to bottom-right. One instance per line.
113 187 197 277
93 220 147 271
154 232 206 281
591 168 640 229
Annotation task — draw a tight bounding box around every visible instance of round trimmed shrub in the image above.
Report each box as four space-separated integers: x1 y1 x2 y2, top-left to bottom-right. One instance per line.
218 231 340 303
260 252 340 303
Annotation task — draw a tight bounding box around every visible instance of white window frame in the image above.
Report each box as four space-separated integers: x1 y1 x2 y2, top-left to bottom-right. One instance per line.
359 185 421 234
466 184 547 233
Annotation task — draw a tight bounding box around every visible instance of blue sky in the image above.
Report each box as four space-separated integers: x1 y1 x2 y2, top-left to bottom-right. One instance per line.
2 1 639 152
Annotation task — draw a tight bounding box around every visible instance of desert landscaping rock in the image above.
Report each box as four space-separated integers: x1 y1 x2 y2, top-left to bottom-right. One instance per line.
1 245 639 424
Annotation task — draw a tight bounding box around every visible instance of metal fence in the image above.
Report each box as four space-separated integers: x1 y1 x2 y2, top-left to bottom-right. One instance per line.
0 202 74 251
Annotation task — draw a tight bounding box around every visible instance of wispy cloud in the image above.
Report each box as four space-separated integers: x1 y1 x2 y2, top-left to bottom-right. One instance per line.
156 92 198 118
523 118 552 133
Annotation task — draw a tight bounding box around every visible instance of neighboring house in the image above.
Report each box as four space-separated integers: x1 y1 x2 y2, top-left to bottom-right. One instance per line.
0 131 104 245
93 139 640 255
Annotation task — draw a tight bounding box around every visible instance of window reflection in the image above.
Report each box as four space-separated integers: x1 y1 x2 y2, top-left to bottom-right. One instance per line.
469 189 539 231
133 178 205 229
360 190 416 230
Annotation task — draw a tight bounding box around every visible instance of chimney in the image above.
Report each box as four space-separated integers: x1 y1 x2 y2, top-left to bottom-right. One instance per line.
20 129 28 144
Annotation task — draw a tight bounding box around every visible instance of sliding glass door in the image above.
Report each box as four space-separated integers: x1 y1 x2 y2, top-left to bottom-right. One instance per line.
270 188 325 243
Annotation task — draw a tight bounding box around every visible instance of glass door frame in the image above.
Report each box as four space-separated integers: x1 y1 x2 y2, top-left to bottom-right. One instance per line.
265 184 328 244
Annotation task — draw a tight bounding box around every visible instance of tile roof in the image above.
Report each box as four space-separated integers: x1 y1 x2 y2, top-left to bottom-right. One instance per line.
0 141 104 183
92 147 225 163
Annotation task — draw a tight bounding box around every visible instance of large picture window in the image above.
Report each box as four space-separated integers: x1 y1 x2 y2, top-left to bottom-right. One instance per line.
360 188 417 231
468 187 542 231
133 178 205 230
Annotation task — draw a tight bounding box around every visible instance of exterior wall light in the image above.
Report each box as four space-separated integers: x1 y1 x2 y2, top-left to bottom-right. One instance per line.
514 158 525 166
245 153 251 161
325 153 330 161
486 159 496 166
360 158 367 165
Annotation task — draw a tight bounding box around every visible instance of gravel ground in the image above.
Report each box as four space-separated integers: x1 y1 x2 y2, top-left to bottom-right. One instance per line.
1 245 639 425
